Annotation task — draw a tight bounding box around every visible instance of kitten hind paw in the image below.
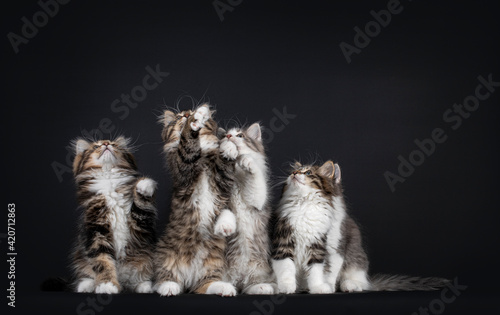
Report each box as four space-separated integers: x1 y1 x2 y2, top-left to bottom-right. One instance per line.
277 280 296 294
94 282 120 294
340 279 365 292
245 283 275 295
156 281 181 296
135 281 153 293
309 283 333 294
76 278 94 293
206 281 237 297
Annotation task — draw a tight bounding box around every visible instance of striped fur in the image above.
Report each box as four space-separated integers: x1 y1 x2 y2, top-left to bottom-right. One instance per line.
154 104 238 296
70 137 157 294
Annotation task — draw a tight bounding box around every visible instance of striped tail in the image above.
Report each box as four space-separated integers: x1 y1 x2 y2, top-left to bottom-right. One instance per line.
370 274 449 291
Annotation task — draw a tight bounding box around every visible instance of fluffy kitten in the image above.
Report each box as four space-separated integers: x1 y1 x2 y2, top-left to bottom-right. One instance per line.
71 137 157 294
154 104 239 296
219 123 275 294
272 161 448 294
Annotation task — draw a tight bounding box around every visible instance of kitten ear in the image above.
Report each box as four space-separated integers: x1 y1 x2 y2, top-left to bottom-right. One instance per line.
114 136 131 148
246 123 262 141
292 161 302 169
217 127 226 140
162 110 176 126
318 161 335 179
74 139 90 154
333 163 341 184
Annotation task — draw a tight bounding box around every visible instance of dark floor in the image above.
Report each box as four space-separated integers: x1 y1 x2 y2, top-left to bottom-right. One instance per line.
11 288 498 315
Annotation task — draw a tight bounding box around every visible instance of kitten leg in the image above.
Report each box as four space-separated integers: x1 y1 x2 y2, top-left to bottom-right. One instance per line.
161 111 188 153
92 254 120 294
214 209 237 237
237 154 268 210
325 252 344 292
154 255 184 296
340 267 370 292
272 258 296 294
307 263 332 294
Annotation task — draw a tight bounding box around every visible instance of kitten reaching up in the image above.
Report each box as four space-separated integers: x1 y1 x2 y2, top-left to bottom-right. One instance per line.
71 136 157 294
272 161 449 294
154 104 238 297
219 123 275 294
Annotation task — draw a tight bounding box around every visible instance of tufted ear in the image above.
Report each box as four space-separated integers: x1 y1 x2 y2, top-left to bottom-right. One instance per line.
246 123 262 141
74 139 90 154
318 161 335 179
114 136 131 148
333 163 341 184
163 110 176 126
291 161 302 169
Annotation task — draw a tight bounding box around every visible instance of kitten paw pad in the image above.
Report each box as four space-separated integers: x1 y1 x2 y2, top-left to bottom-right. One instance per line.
156 281 181 296
278 280 296 294
76 278 94 293
206 281 237 297
135 281 153 293
214 210 236 237
238 155 256 173
220 140 238 160
340 280 364 292
246 283 275 295
136 178 157 197
309 283 333 294
95 282 119 294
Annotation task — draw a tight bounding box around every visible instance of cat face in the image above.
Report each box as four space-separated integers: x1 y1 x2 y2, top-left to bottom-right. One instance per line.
222 123 264 155
72 136 137 174
285 161 341 196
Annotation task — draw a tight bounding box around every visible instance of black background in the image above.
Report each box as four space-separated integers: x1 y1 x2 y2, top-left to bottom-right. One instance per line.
2 1 499 314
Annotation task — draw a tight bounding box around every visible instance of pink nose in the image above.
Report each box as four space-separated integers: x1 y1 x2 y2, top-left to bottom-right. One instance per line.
102 142 109 146
226 134 232 139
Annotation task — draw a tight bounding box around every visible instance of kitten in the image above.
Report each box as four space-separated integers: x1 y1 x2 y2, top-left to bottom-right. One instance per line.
272 161 449 294
219 123 275 294
71 136 158 294
154 104 239 296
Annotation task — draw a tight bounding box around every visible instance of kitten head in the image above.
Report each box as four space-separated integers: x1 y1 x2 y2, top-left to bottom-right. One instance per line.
220 122 264 155
161 104 216 140
72 136 137 175
284 160 342 196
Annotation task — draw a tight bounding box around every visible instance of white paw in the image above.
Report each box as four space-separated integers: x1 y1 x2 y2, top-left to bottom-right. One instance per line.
135 281 153 293
94 282 119 294
220 140 238 160
190 105 211 131
76 278 94 293
277 279 296 294
156 281 182 296
214 210 236 237
206 281 237 297
340 279 364 292
245 283 275 295
309 283 333 294
136 178 157 197
238 155 256 173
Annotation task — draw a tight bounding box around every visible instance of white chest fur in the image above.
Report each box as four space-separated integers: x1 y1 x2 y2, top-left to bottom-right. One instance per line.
88 169 134 260
191 171 216 236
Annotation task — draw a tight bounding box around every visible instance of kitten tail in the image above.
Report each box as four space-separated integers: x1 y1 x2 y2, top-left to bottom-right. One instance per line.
370 274 450 291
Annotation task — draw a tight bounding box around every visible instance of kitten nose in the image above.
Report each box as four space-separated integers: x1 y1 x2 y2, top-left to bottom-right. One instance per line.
102 142 109 146
292 170 298 175
226 134 232 139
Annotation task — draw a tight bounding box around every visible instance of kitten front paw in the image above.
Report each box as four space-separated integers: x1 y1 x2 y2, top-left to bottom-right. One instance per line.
238 155 256 173
135 281 153 293
245 283 275 295
220 140 238 160
94 282 120 294
76 278 94 293
206 281 237 297
136 178 157 197
214 209 236 237
277 279 296 294
156 281 181 296
309 283 333 294
190 105 211 131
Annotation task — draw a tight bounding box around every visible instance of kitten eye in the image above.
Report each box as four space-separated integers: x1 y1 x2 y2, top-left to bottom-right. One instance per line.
305 170 312 175
93 145 99 149
236 134 244 138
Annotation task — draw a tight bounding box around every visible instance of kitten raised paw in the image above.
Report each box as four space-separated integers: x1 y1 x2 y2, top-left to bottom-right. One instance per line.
95 282 120 294
214 210 236 236
220 140 238 160
76 278 95 293
136 178 157 197
135 281 153 293
156 281 181 296
190 105 211 131
238 155 256 173
309 283 333 294
206 281 237 297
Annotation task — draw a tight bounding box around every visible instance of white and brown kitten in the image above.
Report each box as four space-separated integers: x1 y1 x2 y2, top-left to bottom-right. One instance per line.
272 161 448 294
154 104 239 296
71 136 157 294
219 123 275 294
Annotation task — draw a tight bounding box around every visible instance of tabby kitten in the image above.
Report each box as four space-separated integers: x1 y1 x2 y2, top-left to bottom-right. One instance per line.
71 136 157 294
272 161 448 294
219 123 275 294
154 104 239 296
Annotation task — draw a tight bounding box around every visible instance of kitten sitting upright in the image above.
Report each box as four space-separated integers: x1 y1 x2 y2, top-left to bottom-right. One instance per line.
272 161 448 294
71 137 158 294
